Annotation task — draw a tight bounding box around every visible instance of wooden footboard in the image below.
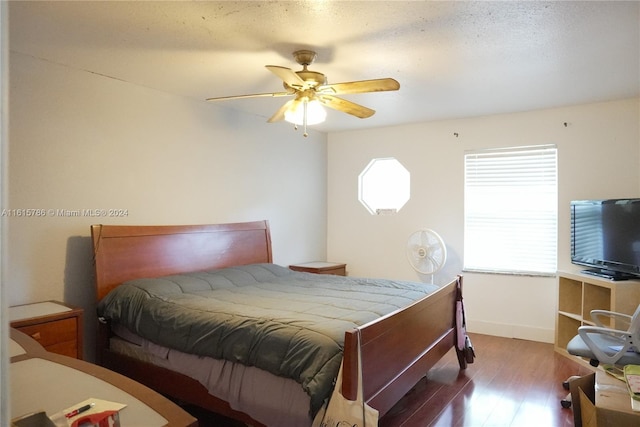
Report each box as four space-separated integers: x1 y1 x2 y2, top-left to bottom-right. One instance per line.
342 275 463 417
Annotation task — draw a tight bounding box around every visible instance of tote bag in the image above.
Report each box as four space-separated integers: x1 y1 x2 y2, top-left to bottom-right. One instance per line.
456 279 475 364
312 328 379 427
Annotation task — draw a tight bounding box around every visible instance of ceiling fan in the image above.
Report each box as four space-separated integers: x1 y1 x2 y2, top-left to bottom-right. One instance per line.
206 50 400 136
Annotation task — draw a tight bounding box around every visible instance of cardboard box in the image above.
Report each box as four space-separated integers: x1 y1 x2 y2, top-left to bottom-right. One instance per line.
570 372 640 427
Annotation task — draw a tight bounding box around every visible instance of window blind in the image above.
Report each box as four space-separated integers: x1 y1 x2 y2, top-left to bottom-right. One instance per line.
464 145 558 275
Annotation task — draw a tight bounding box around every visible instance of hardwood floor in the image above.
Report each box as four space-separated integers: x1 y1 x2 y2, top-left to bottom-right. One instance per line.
379 333 591 427
188 333 593 427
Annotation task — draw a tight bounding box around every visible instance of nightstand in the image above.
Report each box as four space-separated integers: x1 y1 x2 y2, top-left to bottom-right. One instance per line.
289 262 347 276
9 301 84 359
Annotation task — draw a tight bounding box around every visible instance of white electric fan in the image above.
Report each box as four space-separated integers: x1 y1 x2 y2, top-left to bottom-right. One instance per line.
406 229 447 281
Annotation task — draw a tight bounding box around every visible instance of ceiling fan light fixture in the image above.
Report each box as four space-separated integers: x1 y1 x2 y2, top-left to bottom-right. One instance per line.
284 98 326 126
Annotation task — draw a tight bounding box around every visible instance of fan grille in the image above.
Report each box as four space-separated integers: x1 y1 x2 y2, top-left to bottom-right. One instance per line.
406 229 447 275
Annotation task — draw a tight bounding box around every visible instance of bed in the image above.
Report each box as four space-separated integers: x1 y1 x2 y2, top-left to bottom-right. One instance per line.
91 220 468 426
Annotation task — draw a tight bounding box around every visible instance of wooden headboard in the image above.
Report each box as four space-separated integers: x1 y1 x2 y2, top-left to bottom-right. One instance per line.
91 220 272 301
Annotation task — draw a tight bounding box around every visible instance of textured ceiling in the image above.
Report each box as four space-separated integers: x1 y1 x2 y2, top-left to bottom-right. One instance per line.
9 1 640 133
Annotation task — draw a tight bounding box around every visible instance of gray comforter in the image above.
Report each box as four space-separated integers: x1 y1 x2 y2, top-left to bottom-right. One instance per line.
97 263 438 415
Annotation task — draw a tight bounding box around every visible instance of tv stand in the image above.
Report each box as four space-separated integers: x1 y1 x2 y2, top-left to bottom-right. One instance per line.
580 268 634 281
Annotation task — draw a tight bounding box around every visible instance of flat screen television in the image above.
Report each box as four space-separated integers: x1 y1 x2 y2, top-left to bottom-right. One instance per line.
571 199 640 280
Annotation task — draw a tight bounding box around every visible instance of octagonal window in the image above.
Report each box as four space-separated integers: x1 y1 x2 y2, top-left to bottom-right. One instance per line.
358 157 410 215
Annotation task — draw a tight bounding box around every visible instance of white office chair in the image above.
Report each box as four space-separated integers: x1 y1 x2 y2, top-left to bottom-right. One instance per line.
561 305 640 409
566 304 640 367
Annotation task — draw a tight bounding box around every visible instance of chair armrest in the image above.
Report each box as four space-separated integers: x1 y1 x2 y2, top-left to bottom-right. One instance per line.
578 325 633 364
590 309 632 329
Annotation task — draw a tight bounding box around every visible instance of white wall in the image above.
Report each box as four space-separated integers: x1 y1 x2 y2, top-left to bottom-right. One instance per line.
327 98 640 343
7 52 329 358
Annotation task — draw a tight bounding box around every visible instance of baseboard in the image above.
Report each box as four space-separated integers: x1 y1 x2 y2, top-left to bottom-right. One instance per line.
468 320 554 343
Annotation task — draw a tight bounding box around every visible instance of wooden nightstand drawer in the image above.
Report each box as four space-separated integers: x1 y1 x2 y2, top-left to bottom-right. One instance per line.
9 301 84 359
15 318 78 354
290 262 347 276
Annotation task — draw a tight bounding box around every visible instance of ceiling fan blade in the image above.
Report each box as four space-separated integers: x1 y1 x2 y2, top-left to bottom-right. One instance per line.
267 99 297 123
206 91 292 102
320 95 375 119
318 78 400 95
265 65 306 89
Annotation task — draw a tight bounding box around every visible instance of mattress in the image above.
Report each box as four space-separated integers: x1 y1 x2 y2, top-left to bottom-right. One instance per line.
97 263 438 416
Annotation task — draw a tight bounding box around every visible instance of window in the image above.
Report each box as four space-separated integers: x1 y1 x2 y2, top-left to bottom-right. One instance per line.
358 158 410 215
464 145 557 275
